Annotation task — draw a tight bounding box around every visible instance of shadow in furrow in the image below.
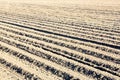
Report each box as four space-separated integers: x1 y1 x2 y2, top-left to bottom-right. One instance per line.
0 20 120 50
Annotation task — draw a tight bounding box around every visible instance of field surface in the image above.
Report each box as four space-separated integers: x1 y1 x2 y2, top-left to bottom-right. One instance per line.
0 2 120 80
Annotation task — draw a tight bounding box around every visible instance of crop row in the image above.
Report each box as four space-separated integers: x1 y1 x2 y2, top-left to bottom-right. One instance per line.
0 17 120 46
0 20 120 50
0 31 119 75
1 24 119 56
1 15 120 41
0 41 115 80
0 44 77 80
0 58 41 80
0 26 119 64
0 13 120 35
0 14 120 40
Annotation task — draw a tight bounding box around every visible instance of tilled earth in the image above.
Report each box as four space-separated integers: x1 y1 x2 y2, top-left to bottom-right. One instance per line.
0 3 120 80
